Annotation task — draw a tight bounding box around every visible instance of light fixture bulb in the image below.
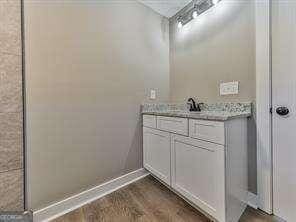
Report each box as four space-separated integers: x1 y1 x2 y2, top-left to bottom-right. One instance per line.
177 21 183 29
212 0 219 5
192 10 198 19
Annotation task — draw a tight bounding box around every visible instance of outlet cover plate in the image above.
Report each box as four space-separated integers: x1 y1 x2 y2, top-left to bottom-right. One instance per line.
150 90 156 99
220 81 239 95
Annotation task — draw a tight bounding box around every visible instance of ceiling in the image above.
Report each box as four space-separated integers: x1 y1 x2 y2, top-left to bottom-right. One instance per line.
138 0 192 18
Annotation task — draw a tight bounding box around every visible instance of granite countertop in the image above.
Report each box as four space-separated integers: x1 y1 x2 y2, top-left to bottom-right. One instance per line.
141 102 252 121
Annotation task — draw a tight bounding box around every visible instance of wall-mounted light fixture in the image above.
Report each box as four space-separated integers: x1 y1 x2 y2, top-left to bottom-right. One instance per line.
192 5 198 19
177 0 221 29
177 16 183 29
212 0 219 5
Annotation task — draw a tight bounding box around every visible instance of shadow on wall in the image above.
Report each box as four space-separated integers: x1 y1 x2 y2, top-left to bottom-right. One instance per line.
124 110 143 172
248 104 257 194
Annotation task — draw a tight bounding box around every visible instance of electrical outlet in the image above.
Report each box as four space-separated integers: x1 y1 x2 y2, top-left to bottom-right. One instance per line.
150 90 156 99
220 81 239 95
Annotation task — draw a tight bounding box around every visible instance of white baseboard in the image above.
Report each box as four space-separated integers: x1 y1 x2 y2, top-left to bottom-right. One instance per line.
33 168 149 222
247 192 258 209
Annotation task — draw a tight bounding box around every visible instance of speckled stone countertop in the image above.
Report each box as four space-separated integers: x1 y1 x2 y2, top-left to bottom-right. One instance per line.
141 102 252 121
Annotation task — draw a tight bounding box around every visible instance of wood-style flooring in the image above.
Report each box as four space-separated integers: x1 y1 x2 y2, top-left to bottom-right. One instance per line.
52 176 279 222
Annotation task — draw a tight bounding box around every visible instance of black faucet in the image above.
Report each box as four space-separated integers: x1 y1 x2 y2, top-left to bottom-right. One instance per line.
187 98 201 112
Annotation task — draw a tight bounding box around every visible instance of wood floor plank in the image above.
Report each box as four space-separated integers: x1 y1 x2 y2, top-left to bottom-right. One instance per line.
129 177 210 222
82 196 117 222
51 175 278 222
239 207 280 222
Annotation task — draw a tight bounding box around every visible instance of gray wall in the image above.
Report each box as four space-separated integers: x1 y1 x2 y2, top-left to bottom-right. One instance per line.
0 0 24 211
24 0 170 210
169 0 257 193
169 0 255 103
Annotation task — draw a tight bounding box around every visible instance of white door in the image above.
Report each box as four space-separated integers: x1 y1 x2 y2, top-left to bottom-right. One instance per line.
272 1 296 221
143 127 171 185
171 134 225 222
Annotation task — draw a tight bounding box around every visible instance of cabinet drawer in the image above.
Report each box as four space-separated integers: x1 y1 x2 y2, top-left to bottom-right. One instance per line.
157 116 188 136
143 115 157 128
189 119 225 145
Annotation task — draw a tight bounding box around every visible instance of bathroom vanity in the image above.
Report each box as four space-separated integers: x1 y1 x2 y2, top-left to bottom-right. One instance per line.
142 103 251 222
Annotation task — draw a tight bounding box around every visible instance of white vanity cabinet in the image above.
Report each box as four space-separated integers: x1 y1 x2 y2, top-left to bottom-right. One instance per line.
143 127 171 185
142 114 248 222
171 135 226 222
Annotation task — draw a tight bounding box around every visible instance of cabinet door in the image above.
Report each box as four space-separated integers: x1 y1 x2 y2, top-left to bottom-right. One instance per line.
143 127 171 185
171 135 226 222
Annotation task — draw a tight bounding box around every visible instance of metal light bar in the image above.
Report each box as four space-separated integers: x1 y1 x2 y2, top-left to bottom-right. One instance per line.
177 0 221 28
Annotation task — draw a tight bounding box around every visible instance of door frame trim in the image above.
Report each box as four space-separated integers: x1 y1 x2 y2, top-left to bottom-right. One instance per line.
255 0 273 214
